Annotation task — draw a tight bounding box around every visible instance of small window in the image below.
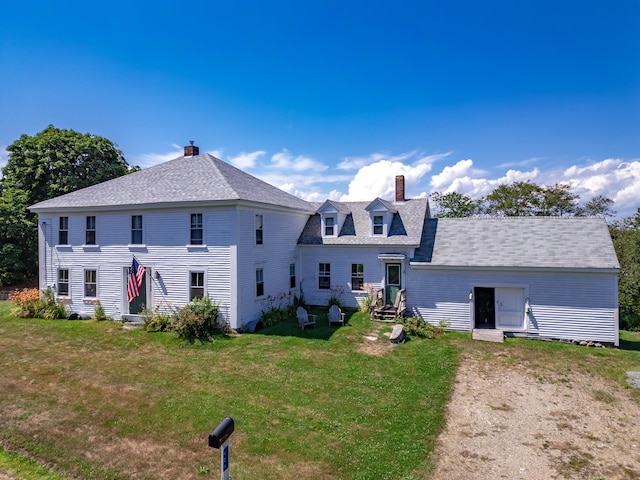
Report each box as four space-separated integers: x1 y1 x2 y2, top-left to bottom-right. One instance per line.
84 269 97 297
58 269 69 296
86 216 96 245
324 216 335 236
351 263 364 291
190 271 204 300
319 263 331 290
289 264 296 289
131 215 143 244
59 217 68 245
256 268 264 297
190 213 203 245
255 214 263 245
373 215 384 235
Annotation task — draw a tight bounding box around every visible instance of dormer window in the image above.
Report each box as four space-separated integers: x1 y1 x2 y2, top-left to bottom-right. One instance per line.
324 216 336 236
373 215 384 235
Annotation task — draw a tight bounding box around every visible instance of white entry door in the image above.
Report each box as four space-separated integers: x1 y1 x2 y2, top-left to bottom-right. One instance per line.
495 287 525 330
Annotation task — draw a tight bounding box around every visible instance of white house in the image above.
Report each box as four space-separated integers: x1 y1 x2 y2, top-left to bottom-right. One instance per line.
29 144 620 345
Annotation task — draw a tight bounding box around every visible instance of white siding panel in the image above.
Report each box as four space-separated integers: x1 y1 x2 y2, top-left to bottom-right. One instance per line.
408 266 618 344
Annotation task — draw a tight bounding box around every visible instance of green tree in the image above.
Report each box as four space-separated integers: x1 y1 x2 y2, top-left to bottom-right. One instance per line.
575 195 617 219
0 126 132 286
430 191 480 217
483 181 578 217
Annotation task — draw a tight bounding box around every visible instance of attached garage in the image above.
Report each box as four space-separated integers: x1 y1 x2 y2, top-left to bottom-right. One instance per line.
408 216 620 346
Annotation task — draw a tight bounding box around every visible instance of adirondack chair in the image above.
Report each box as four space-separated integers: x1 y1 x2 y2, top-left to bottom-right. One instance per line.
296 306 316 330
328 304 345 326
373 289 406 321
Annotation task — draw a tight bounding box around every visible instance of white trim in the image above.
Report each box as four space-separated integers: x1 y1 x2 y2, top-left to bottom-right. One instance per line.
378 253 406 261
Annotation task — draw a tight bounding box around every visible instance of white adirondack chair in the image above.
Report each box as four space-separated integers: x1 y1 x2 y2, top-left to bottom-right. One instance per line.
296 306 316 330
328 304 345 326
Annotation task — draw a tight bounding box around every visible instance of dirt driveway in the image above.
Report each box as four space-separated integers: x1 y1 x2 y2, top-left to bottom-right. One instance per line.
430 343 640 479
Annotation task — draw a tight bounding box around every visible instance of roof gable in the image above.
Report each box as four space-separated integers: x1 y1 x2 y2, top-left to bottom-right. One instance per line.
365 197 397 213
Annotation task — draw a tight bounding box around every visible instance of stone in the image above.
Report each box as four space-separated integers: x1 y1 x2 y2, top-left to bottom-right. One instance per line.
390 324 407 344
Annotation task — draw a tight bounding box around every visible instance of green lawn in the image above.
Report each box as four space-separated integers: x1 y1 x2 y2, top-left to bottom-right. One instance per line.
0 303 457 480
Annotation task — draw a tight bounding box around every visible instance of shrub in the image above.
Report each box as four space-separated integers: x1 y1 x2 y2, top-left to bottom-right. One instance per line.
621 312 640 331
172 296 227 342
260 292 296 327
400 316 450 339
9 287 67 320
328 285 345 308
142 307 172 332
92 301 111 321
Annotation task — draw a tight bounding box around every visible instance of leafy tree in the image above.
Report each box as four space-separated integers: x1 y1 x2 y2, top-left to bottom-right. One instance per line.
575 195 617 219
482 181 542 216
538 183 578 216
430 191 480 218
0 126 132 286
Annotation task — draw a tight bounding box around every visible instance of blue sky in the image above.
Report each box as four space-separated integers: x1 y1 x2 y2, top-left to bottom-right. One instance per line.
1 1 639 217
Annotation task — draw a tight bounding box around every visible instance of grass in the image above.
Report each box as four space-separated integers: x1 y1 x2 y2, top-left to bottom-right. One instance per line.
2 299 639 480
0 445 67 480
0 303 457 480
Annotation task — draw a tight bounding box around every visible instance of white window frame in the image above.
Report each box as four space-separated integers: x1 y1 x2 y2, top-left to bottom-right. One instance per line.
319 263 331 290
58 268 70 296
58 217 69 245
189 270 205 301
351 263 364 291
372 214 384 236
190 213 204 246
131 215 143 245
256 267 264 297
85 216 96 245
323 216 336 237
84 268 97 298
255 214 263 245
289 263 296 289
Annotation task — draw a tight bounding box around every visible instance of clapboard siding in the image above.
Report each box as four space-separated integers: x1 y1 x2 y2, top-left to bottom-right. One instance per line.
408 266 618 344
236 207 310 327
38 207 237 324
299 246 413 308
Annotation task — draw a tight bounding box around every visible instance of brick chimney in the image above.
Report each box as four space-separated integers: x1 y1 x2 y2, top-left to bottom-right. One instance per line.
395 175 405 202
184 140 199 157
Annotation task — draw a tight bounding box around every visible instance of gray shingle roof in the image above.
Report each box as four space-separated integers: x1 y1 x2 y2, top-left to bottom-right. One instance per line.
29 153 315 213
412 217 619 269
297 198 428 245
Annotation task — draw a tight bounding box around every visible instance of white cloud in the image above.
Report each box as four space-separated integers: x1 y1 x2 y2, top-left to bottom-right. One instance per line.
269 149 328 172
229 150 265 169
340 155 434 201
132 145 222 168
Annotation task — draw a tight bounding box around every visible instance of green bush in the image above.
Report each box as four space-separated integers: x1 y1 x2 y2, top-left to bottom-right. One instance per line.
9 287 67 320
400 316 450 339
621 312 640 331
172 296 227 342
142 307 172 332
259 292 298 327
92 301 111 321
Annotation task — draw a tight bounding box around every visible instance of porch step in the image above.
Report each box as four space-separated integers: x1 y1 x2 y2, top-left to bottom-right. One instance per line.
472 329 504 343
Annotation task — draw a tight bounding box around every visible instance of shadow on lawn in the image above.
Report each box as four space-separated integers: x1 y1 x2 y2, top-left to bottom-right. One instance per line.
253 310 355 341
620 331 640 352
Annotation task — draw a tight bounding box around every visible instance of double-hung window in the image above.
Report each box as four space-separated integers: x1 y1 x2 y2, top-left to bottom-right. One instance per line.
256 268 264 297
319 263 331 290
59 217 68 245
131 215 143 244
190 213 203 245
58 269 69 296
373 215 384 235
84 269 97 297
86 216 96 245
351 263 364 291
324 217 335 236
255 214 263 245
189 271 204 300
289 264 296 289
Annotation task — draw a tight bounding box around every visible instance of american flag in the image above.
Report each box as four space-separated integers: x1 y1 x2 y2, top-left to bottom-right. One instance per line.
127 257 145 303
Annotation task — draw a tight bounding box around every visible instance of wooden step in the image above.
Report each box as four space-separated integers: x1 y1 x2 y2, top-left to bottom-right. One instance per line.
472 329 504 343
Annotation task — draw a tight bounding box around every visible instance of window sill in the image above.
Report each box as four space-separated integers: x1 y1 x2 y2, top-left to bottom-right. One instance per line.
187 244 208 250
82 244 100 250
128 244 148 252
